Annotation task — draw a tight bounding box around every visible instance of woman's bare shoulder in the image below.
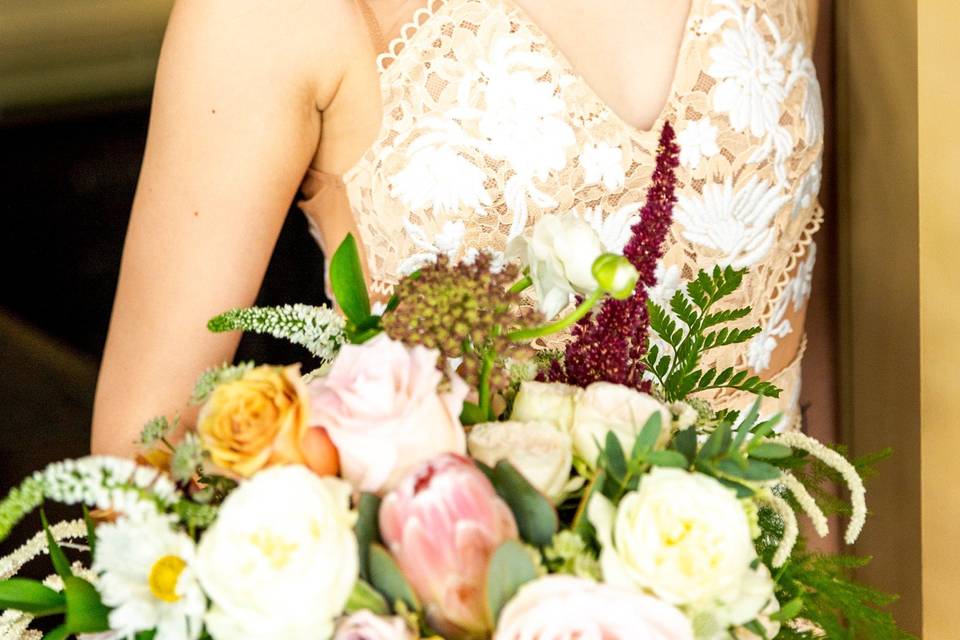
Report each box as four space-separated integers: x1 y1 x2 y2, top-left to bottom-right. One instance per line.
163 0 368 109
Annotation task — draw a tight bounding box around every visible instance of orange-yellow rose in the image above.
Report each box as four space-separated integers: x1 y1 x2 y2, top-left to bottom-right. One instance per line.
197 364 338 478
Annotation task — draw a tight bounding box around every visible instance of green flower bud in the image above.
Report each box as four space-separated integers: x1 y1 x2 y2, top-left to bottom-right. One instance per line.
591 253 639 300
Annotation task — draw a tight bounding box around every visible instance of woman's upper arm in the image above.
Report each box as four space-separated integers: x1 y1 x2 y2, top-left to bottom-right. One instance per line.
91 0 348 455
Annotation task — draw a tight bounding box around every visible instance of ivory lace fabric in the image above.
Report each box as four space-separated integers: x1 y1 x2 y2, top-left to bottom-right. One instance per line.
298 0 824 428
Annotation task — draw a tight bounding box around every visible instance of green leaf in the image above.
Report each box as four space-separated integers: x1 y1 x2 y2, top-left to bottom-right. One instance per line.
346 579 390 616
485 540 538 626
82 506 97 561
698 421 732 461
63 576 110 633
0 578 66 616
771 596 805 621
750 443 793 460
42 625 69 640
603 432 628 483
632 414 663 459
491 461 558 547
41 510 73 580
717 458 783 482
716 477 755 498
672 427 698 464
732 400 763 449
368 544 420 612
330 234 372 326
643 450 689 468
460 401 488 426
355 493 382 582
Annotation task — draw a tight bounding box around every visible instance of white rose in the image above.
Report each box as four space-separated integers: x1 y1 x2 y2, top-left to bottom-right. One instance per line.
507 212 605 318
468 421 574 503
195 466 358 640
572 382 672 467
511 381 582 434
589 468 769 633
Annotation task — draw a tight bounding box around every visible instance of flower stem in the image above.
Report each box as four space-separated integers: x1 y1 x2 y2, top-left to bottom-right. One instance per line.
477 349 496 420
507 289 605 342
508 275 534 295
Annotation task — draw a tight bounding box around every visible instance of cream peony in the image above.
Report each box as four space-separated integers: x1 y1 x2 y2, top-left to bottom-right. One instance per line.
507 211 606 318
307 334 468 494
510 381 582 434
195 466 358 640
572 382 672 468
494 575 694 640
468 420 574 503
589 468 773 636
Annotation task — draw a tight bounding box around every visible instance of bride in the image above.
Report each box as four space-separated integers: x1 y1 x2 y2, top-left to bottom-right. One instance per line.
91 0 822 456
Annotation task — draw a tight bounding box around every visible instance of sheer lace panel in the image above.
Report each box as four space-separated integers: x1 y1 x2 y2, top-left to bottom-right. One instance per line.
298 0 824 423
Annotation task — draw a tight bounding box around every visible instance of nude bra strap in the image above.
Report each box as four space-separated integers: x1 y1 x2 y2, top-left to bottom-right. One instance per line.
355 0 387 53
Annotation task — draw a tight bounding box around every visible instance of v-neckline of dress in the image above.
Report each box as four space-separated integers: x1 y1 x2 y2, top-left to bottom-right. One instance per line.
339 0 700 183
378 0 698 132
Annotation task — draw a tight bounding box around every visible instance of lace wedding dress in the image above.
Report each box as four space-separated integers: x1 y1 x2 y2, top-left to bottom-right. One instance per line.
298 0 824 430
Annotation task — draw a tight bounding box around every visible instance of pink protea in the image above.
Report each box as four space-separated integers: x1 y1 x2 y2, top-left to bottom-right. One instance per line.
379 453 518 636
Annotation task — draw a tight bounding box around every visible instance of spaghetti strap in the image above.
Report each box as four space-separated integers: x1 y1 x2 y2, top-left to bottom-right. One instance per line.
355 0 387 53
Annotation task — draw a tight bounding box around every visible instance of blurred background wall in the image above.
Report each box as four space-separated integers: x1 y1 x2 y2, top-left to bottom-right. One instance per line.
0 0 328 493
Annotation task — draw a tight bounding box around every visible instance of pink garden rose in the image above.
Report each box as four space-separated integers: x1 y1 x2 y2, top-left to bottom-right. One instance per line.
307 334 468 494
334 611 415 640
494 575 694 640
379 454 518 636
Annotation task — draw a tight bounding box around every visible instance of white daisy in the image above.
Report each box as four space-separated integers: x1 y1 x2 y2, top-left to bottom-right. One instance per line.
93 509 205 640
677 118 720 170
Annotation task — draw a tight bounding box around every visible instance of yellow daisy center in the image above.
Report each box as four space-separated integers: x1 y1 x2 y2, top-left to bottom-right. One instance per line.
148 555 187 602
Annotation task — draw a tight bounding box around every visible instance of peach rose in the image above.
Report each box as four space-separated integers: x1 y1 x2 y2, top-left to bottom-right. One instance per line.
307 334 468 494
197 365 338 478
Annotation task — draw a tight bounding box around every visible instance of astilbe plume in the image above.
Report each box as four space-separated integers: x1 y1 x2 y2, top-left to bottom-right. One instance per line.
548 123 680 389
382 253 542 394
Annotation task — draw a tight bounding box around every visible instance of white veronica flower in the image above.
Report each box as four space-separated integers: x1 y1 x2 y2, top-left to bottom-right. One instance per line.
389 145 491 216
677 118 721 170
675 176 789 269
579 142 626 191
93 509 205 640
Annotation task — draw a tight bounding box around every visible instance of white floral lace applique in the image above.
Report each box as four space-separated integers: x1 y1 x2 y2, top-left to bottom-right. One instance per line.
674 176 790 269
677 118 720 170
579 142 627 191
747 242 818 372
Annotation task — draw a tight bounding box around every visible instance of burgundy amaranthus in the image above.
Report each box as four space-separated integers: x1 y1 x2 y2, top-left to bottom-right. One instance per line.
547 122 680 390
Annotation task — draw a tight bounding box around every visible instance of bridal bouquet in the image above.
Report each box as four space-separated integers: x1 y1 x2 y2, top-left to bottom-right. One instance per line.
0 127 909 640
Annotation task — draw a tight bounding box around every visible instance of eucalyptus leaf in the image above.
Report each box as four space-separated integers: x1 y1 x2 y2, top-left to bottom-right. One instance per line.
698 421 731 461
717 458 782 482
368 544 420 612
632 414 663 458
355 493 382 582
485 540 537 627
0 578 66 616
644 450 689 468
749 442 793 460
63 576 110 633
491 461 558 546
604 432 628 483
329 234 372 327
346 579 390 616
672 427 697 464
